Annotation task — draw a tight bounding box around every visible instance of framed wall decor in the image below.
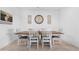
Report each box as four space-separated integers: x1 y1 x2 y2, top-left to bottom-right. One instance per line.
0 10 13 24
28 15 32 24
47 15 51 24
34 15 44 24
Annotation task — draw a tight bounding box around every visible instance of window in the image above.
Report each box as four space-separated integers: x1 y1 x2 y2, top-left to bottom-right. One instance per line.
0 10 13 24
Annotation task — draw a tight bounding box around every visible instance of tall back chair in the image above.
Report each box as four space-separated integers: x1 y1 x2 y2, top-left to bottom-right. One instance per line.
41 31 52 48
52 34 61 45
29 31 39 48
15 30 29 46
17 34 28 46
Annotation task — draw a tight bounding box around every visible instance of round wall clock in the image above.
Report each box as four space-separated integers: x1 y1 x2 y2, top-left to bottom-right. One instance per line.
34 15 44 24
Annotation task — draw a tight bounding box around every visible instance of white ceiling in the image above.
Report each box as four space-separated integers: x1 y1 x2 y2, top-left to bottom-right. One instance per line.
19 7 64 12
0 7 64 12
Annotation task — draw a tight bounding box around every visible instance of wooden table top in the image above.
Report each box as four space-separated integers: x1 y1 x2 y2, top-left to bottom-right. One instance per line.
51 31 63 34
15 31 63 35
15 31 29 35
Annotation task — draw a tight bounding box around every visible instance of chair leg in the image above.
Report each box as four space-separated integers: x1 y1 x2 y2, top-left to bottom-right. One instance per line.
18 39 21 45
24 39 26 45
29 42 32 48
52 39 54 45
23 39 26 45
42 42 44 48
27 40 29 48
17 39 19 45
25 40 27 45
50 41 52 48
37 41 39 48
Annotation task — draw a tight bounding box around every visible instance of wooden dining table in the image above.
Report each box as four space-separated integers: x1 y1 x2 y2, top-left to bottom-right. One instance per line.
51 31 63 34
15 31 63 48
15 31 63 35
15 31 29 35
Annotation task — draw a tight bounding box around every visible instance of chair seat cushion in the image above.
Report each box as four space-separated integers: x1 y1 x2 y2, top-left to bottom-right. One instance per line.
42 37 51 39
52 36 60 38
42 40 50 42
19 36 28 39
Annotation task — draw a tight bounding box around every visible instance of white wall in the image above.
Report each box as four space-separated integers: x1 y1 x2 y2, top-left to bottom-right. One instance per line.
0 7 60 49
16 8 60 31
1 7 79 48
0 7 21 49
60 7 79 47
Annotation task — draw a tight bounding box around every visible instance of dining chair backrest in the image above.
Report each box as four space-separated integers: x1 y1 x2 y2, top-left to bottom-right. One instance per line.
41 31 52 48
29 31 34 37
52 34 60 37
29 31 39 37
29 31 39 48
42 31 52 37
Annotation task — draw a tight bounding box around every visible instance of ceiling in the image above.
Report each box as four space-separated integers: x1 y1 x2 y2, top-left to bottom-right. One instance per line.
19 7 64 12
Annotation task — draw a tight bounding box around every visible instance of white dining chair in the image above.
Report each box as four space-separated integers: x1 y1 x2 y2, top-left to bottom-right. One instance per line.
52 34 61 45
41 31 52 48
29 31 39 48
17 34 28 46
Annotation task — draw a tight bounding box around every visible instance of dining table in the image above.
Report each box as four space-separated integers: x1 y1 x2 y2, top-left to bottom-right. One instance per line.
15 31 63 40
15 31 29 35
15 31 63 35
15 31 63 47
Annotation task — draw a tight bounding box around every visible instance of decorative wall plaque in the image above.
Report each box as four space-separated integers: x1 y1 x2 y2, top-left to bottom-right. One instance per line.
47 15 51 24
34 15 44 24
28 15 32 24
